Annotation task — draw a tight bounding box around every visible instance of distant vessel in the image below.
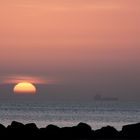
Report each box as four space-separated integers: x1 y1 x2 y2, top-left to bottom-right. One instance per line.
94 94 118 101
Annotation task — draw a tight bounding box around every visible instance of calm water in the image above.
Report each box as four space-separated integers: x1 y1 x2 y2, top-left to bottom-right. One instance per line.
0 100 140 130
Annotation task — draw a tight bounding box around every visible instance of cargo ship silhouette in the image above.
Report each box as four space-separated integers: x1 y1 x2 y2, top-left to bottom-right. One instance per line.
94 94 118 101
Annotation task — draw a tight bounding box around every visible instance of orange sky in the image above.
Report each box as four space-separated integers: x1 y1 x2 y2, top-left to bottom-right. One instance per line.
0 0 140 100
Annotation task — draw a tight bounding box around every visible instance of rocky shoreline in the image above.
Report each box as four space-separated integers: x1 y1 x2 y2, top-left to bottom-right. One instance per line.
0 121 140 139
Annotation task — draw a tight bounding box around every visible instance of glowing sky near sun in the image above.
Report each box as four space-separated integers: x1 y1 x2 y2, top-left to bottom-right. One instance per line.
0 0 140 100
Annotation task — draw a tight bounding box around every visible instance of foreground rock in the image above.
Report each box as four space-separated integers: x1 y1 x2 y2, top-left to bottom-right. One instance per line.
94 126 119 139
1 121 140 139
121 123 140 139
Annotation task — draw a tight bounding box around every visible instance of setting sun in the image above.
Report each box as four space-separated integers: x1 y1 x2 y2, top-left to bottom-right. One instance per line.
13 82 36 94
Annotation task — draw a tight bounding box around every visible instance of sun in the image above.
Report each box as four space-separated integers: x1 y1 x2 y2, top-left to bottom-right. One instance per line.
13 82 36 94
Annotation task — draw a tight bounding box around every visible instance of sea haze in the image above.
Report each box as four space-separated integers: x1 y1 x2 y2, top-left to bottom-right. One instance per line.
0 100 139 130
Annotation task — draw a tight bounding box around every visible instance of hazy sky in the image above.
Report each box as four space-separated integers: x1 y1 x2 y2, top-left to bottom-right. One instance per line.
0 0 140 100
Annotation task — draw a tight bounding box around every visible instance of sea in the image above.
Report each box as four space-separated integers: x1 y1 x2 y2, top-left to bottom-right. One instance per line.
0 100 140 130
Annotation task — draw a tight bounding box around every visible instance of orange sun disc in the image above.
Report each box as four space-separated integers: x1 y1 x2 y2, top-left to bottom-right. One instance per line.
13 82 36 94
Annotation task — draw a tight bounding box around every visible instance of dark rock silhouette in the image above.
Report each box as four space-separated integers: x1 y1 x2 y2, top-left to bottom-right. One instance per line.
0 123 5 129
1 121 140 139
72 122 93 139
40 124 60 139
121 123 140 139
0 123 6 134
7 121 26 139
94 125 119 139
24 123 39 137
6 121 39 139
7 121 24 129
59 123 92 139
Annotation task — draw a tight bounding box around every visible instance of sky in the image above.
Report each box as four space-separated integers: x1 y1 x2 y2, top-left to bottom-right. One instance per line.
0 0 140 101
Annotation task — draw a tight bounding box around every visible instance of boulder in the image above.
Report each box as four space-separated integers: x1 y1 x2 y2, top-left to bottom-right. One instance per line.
94 125 119 138
39 124 60 139
0 124 6 129
7 121 24 129
25 123 38 130
121 123 140 138
60 123 92 139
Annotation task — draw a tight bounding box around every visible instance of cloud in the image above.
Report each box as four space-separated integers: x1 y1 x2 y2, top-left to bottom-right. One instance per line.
0 74 57 85
0 0 121 11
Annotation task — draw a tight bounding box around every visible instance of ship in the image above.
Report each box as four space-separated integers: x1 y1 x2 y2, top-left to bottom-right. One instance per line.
94 94 118 101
